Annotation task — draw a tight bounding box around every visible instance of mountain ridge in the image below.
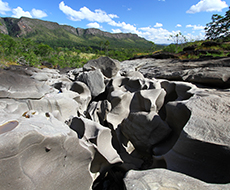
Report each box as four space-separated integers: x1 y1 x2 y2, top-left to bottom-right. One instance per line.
0 17 151 50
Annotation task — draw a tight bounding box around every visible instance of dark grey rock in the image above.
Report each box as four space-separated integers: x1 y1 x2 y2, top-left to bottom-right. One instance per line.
121 57 230 87
78 69 105 97
84 56 120 78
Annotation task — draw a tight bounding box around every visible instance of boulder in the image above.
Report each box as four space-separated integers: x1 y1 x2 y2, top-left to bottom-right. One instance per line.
0 113 93 190
83 56 120 78
120 111 171 153
78 69 105 97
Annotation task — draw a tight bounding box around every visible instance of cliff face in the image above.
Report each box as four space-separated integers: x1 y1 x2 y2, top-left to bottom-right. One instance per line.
82 28 139 39
1 17 60 37
0 17 151 50
0 17 140 40
0 17 8 35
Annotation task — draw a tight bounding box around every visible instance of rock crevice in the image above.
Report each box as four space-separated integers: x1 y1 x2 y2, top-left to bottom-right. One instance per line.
0 57 230 189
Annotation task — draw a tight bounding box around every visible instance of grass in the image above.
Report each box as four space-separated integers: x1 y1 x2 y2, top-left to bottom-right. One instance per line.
175 40 230 60
0 59 19 68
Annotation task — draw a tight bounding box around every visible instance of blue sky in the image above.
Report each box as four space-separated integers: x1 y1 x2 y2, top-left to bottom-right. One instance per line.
0 0 229 43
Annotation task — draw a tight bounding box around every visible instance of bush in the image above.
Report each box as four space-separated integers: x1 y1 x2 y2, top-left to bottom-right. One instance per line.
163 44 183 53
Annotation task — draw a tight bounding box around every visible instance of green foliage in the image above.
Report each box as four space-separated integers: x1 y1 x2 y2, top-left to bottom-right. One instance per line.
163 32 187 53
163 44 183 53
220 43 230 50
35 43 53 56
205 7 230 40
169 32 187 44
0 32 152 68
0 17 160 52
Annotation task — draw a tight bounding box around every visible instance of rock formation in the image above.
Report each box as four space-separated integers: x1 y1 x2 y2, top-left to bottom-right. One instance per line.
0 56 230 189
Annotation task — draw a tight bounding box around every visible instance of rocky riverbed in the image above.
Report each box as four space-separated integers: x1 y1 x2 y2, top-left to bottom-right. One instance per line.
0 56 230 190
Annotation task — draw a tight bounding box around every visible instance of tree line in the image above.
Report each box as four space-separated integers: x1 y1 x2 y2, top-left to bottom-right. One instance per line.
0 33 155 68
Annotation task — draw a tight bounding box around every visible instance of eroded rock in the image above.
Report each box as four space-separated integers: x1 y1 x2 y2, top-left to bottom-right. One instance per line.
84 56 120 78
124 169 230 190
1 56 230 189
0 113 93 190
78 69 105 97
164 91 230 183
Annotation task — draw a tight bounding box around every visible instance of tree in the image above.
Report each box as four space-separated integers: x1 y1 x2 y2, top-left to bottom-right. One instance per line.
165 32 187 53
149 41 156 51
35 43 53 56
205 7 230 40
104 40 110 55
169 32 187 44
99 41 104 51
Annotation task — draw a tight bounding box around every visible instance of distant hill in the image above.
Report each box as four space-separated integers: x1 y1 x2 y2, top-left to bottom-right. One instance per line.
0 17 154 50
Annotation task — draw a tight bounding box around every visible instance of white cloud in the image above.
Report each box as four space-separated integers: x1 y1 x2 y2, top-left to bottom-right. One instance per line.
12 7 32 18
0 0 11 15
138 26 205 44
112 29 122 33
176 24 182 27
59 1 141 35
186 24 205 30
110 21 140 34
184 32 205 41
139 26 175 43
59 1 117 23
86 22 102 29
108 13 119 19
31 8 47 18
58 0 205 44
121 23 139 33
187 0 228 13
154 22 163 27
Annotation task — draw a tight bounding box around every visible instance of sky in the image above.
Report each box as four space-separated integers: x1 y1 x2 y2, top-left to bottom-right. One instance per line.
0 0 229 44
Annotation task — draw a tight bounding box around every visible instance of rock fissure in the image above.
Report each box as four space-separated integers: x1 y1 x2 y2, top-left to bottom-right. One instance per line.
0 57 230 189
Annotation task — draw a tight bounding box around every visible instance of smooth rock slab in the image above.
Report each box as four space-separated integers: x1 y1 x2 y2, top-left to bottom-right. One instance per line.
124 169 230 190
0 69 53 99
164 91 230 183
0 113 93 190
121 57 230 87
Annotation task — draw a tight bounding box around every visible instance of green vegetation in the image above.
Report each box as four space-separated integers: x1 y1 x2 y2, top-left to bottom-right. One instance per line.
2 7 230 69
0 33 98 68
0 17 165 68
177 40 230 60
0 17 154 51
162 32 187 53
205 7 230 40
161 7 230 60
0 32 160 68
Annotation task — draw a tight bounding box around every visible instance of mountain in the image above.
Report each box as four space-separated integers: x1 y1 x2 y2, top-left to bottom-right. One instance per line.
0 17 152 50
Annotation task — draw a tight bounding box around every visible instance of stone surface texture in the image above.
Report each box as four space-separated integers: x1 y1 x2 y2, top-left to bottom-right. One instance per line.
0 56 230 190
